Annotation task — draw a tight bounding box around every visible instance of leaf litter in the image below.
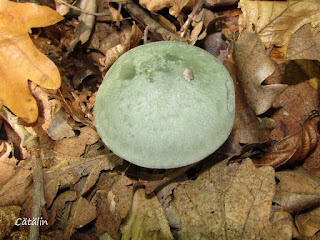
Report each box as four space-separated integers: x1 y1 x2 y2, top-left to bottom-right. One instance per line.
0 0 320 239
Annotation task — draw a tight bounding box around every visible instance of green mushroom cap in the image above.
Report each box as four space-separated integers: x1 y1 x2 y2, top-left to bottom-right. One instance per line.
94 41 235 169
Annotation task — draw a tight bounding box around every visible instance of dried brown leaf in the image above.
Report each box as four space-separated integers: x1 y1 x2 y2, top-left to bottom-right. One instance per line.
222 60 275 153
69 0 96 48
0 205 20 239
48 109 75 140
53 126 99 157
287 24 320 61
45 190 77 230
256 111 319 168
44 155 113 206
238 0 320 48
63 196 97 240
121 188 174 240
269 80 320 169
296 206 320 237
99 24 142 70
171 158 288 240
233 30 287 115
94 174 133 239
139 0 196 17
274 168 320 212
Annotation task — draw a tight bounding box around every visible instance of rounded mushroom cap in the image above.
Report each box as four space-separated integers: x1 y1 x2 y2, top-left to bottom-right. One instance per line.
95 41 235 169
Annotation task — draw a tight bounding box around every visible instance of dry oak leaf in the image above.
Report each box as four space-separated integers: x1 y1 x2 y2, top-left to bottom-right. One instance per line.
170 158 291 240
256 111 319 168
121 188 174 240
0 0 63 123
233 30 287 115
238 0 320 49
274 168 320 213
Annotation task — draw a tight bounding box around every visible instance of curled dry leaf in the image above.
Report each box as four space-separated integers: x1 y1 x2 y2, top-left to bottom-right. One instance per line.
0 0 63 123
0 205 20 239
274 168 320 213
295 205 320 237
269 80 320 169
256 111 319 168
223 60 275 154
170 158 289 240
121 188 174 240
239 0 320 48
233 30 287 115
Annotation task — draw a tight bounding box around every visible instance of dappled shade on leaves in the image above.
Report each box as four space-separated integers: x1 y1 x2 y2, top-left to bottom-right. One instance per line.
0 0 63 123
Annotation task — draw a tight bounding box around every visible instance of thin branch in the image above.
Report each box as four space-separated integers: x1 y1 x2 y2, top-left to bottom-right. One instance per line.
124 2 185 42
56 0 110 16
0 107 45 240
180 0 205 38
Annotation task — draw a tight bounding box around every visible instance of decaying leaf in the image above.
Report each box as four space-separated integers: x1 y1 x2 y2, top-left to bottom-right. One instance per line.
94 174 133 239
44 155 114 206
53 126 99 157
233 30 287 115
170 158 289 240
269 80 320 169
223 60 275 154
99 23 142 70
295 205 320 237
64 196 97 240
287 24 320 61
239 0 320 48
0 205 20 239
45 190 78 230
69 0 97 52
256 111 319 168
274 168 320 212
47 109 75 140
0 0 63 123
139 0 196 17
121 188 174 240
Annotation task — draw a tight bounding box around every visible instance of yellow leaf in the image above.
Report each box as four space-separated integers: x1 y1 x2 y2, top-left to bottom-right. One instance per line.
0 0 63 123
239 0 320 48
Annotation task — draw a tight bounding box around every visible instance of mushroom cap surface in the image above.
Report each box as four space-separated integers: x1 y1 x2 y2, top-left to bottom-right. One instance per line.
95 41 235 169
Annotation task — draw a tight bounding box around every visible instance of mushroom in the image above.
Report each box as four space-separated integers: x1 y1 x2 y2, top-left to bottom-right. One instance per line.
94 41 235 169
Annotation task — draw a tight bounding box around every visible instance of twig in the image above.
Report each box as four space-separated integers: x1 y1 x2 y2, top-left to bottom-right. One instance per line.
0 107 45 240
56 0 110 16
180 0 205 38
143 25 149 44
124 2 184 42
